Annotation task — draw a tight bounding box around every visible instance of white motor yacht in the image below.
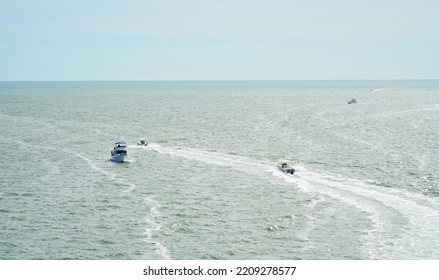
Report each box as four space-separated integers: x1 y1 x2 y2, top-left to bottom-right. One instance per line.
111 140 127 162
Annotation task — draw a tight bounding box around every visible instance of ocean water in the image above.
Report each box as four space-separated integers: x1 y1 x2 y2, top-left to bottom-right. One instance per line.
1 80 438 260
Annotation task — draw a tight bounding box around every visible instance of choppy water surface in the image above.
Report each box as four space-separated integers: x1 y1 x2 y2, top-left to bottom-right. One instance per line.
1 80 438 259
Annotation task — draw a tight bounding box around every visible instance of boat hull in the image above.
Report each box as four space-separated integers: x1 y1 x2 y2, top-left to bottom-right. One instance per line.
278 166 295 174
111 149 127 162
111 153 126 163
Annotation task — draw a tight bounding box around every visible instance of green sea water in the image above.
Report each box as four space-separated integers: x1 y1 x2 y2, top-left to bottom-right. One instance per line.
1 80 438 259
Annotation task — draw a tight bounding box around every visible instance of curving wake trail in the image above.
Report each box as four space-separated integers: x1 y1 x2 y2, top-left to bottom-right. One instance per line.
134 143 439 259
69 149 172 259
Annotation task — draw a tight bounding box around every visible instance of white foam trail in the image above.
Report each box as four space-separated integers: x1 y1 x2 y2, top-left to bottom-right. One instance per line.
370 88 396 92
143 218 170 259
136 143 274 175
297 169 439 259
73 151 171 259
296 172 386 258
137 143 439 258
72 151 137 192
143 196 171 259
74 152 117 180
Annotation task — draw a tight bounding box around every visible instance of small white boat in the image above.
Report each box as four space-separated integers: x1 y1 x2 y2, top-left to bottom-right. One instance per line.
348 98 357 104
277 160 296 175
137 138 148 146
111 140 127 162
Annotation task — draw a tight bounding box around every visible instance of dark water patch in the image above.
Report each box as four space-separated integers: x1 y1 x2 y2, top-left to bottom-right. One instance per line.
105 252 128 259
97 223 111 229
83 248 98 252
99 239 117 245
202 253 220 260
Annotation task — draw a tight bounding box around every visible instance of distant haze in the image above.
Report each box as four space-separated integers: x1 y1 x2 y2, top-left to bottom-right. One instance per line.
1 0 438 81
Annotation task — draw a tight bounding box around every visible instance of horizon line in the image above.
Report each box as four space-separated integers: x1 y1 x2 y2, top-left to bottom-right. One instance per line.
1 78 438 82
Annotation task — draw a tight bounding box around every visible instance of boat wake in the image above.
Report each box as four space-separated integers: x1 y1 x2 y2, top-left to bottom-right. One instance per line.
135 143 439 259
71 150 171 259
132 143 277 175
369 87 396 92
295 169 439 259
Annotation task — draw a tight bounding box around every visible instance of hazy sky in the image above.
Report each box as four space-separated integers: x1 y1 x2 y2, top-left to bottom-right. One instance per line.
1 0 438 80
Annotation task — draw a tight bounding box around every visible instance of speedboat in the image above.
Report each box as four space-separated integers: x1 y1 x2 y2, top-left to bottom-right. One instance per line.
111 140 127 162
348 98 357 104
277 160 296 175
137 138 148 146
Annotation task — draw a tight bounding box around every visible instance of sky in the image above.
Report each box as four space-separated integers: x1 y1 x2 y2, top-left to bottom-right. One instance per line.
0 0 438 81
